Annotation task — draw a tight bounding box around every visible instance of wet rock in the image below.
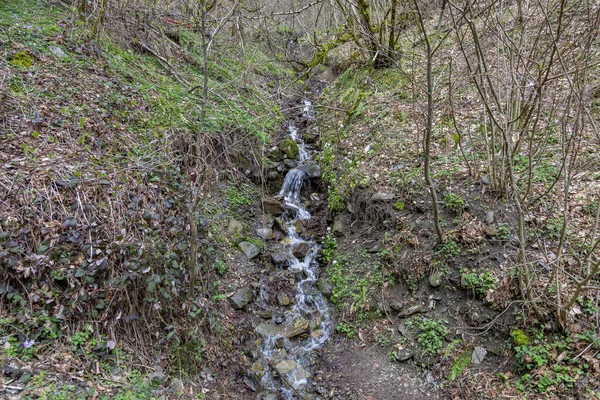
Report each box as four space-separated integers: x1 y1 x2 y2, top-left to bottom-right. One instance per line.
485 211 495 225
316 278 333 298
227 219 244 236
257 228 273 240
276 337 286 348
393 348 413 362
255 316 309 338
274 217 287 232
277 293 291 306
298 161 322 178
311 329 324 339
259 310 273 319
472 347 487 365
228 286 253 309
332 214 349 236
291 364 311 382
276 360 297 374
371 192 394 201
263 198 284 216
268 146 284 161
271 248 294 265
292 242 310 258
284 159 298 169
428 272 442 287
239 241 261 259
279 138 299 159
243 375 260 391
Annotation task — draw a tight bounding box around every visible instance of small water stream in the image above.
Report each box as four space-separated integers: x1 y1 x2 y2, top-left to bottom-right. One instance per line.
255 100 332 399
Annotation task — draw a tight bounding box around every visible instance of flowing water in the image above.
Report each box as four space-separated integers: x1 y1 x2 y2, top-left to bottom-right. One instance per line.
256 100 332 399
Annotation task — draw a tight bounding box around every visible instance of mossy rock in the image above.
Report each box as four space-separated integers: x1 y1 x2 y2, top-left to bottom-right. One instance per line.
279 139 299 159
510 329 530 346
10 52 33 68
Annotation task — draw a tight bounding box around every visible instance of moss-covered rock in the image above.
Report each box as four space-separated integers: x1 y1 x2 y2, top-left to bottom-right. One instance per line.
279 138 299 159
10 51 33 68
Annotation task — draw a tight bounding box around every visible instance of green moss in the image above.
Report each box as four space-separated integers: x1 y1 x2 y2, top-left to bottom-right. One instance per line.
279 138 299 159
10 51 33 68
511 329 530 346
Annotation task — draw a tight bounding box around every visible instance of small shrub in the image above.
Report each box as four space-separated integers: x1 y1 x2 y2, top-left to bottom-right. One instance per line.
336 322 357 339
444 192 465 213
322 233 338 262
408 317 448 356
460 268 498 297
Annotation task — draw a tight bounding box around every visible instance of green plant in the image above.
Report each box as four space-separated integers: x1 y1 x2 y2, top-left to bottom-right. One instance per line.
322 233 338 263
460 268 498 297
511 329 530 346
336 322 357 339
213 259 227 276
447 351 471 381
444 192 465 213
437 239 461 257
497 223 511 240
408 317 448 356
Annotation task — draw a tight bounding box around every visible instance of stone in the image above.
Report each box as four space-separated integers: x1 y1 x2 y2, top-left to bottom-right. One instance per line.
485 211 494 225
283 159 298 169
277 293 291 306
274 217 287 232
390 301 403 311
257 228 273 240
239 241 261 259
332 214 349 236
429 273 442 287
279 138 299 159
263 198 284 216
371 192 395 201
298 161 322 178
255 316 309 338
228 286 253 309
480 175 491 186
316 278 333 298
271 248 294 265
291 365 310 382
311 329 324 339
292 242 310 258
472 346 487 365
275 360 297 374
50 46 67 58
259 311 273 319
227 219 244 236
251 361 265 379
268 146 284 161
393 348 413 362
483 225 497 237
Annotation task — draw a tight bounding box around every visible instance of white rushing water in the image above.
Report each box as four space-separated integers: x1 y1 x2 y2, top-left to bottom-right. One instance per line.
256 100 332 399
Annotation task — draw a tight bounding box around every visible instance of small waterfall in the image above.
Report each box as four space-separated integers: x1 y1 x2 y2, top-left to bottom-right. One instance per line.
256 99 332 399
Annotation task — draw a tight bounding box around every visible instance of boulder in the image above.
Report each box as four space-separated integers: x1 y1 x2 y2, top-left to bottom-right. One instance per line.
268 146 284 161
332 214 349 237
227 219 244 236
429 272 442 287
393 348 414 362
257 228 273 240
316 278 333 298
283 159 298 169
271 248 294 265
255 316 309 338
263 198 284 216
292 242 310 258
229 286 254 309
279 139 299 159
298 161 322 178
239 241 261 259
275 360 297 374
277 293 291 306
472 347 487 365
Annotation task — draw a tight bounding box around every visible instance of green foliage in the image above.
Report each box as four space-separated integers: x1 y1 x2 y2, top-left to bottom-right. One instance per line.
327 256 384 314
496 223 511 240
444 192 465 213
460 267 498 297
511 329 530 346
322 233 338 263
10 51 33 68
336 322 357 339
448 351 471 381
408 316 448 356
225 184 258 213
437 239 461 258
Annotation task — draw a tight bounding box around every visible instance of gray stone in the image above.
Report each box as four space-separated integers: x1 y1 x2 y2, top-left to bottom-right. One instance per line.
283 159 298 169
275 360 297 374
274 217 287 232
50 46 67 58
227 219 244 236
292 242 310 258
239 241 261 259
429 273 442 287
485 211 495 225
268 146 284 161
472 346 487 365
263 198 284 216
298 161 322 178
255 316 309 338
277 293 291 306
251 361 265 379
290 364 310 382
228 286 254 309
483 225 497 237
390 301 403 311
371 192 395 201
332 215 349 236
316 278 333 298
393 348 413 362
257 228 273 240
480 175 491 186
271 248 294 265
